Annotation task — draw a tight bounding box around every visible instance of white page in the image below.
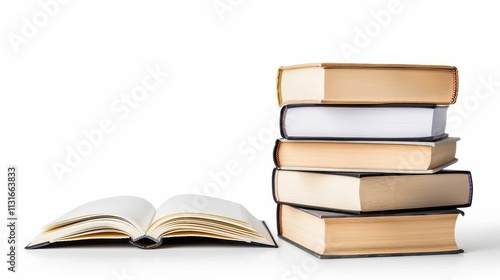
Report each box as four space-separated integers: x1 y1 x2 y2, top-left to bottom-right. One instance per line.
285 106 447 138
152 194 251 225
46 196 156 234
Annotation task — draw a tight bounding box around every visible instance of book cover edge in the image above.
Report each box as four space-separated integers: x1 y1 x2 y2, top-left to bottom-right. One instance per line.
276 136 459 147
298 206 465 219
277 158 458 174
279 63 457 70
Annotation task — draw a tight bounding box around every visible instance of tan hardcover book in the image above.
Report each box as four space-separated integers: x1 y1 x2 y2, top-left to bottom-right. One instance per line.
277 63 458 106
278 204 463 258
273 137 459 173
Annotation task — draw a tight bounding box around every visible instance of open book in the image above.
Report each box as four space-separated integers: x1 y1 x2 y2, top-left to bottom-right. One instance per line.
26 194 277 249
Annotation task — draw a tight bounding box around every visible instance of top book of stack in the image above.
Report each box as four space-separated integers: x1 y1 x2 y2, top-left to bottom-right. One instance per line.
276 63 458 106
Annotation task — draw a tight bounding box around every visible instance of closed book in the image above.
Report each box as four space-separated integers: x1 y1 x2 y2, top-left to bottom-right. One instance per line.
272 169 473 213
280 104 448 141
273 137 459 173
277 63 458 106
278 204 464 259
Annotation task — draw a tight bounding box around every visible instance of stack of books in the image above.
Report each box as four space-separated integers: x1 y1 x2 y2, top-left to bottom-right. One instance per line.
272 63 473 259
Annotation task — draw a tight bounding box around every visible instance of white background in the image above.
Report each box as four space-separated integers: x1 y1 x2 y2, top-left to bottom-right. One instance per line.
1 0 499 279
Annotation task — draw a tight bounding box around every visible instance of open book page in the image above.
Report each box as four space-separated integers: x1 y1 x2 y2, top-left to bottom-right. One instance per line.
151 194 252 224
45 196 157 234
148 194 276 246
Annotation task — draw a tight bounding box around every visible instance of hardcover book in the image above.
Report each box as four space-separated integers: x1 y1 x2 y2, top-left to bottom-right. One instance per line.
273 137 459 173
278 204 464 258
277 63 458 106
272 169 473 213
280 104 448 141
26 194 277 249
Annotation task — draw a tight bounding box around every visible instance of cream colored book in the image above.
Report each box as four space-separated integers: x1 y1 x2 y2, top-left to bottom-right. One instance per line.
26 194 277 249
277 63 458 106
273 169 473 213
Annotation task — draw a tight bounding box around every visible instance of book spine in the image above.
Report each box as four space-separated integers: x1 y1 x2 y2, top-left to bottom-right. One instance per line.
129 235 163 249
276 204 283 236
272 139 282 167
276 68 284 106
279 105 288 139
451 67 459 104
271 168 279 204
467 171 474 206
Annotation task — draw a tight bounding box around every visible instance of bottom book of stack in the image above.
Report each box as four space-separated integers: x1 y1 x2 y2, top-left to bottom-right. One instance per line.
277 204 464 259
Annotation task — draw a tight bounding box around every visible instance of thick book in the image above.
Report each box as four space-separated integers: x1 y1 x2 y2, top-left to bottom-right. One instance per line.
272 169 473 213
277 63 458 106
280 104 448 141
273 137 459 173
277 204 464 259
26 194 277 249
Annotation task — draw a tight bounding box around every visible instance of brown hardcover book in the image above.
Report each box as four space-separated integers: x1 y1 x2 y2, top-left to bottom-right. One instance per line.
273 137 459 173
272 169 473 213
278 204 464 258
277 63 458 106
